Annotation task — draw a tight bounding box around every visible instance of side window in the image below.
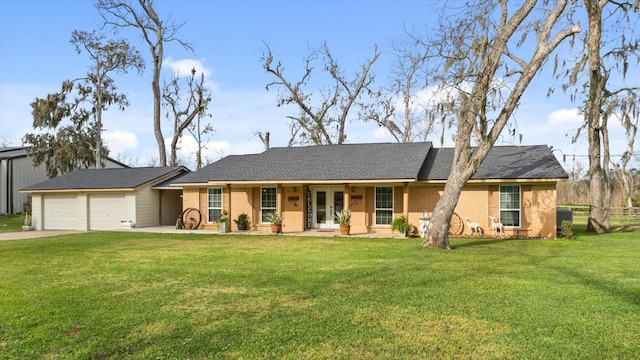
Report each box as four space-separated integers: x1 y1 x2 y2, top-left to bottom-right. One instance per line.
499 185 520 227
208 188 222 223
261 187 277 223
375 186 393 225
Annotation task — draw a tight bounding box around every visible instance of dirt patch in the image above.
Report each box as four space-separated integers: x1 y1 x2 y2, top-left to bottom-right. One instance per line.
65 326 83 335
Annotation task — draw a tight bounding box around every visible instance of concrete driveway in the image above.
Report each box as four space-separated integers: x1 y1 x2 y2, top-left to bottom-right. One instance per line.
0 230 86 241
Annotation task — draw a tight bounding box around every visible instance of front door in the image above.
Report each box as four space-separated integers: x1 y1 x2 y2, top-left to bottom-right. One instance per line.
314 188 344 229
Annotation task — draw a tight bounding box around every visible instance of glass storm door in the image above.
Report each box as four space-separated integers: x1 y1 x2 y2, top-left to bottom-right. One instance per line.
314 188 344 229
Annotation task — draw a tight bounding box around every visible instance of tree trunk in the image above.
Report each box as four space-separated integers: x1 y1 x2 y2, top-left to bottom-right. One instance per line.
424 175 466 249
195 147 202 170
423 0 579 248
426 143 480 249
95 65 103 168
153 51 166 167
585 0 610 233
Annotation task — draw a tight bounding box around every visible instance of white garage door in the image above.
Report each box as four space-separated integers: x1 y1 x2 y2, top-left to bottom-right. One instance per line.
43 194 79 230
89 193 126 230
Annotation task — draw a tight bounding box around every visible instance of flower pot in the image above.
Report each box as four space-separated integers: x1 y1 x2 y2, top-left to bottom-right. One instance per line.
237 224 248 231
340 225 351 235
271 224 282 233
218 221 228 233
120 221 134 229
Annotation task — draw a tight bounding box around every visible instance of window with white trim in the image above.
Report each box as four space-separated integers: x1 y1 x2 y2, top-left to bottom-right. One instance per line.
208 188 223 223
261 187 277 223
499 185 520 227
375 186 393 225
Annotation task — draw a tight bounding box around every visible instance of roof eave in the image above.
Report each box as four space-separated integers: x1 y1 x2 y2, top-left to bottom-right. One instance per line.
20 188 137 193
175 178 420 187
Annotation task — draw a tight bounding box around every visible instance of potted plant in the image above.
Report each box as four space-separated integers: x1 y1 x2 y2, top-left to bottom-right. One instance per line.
218 210 229 233
22 212 33 231
267 212 283 233
234 213 249 231
334 209 352 235
391 215 410 238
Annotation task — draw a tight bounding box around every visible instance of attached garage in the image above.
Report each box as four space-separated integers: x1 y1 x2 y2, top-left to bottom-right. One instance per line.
21 166 189 231
42 193 79 230
89 193 128 230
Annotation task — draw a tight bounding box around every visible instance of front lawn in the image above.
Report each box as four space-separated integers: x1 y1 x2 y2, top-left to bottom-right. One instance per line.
0 213 24 232
1 230 638 359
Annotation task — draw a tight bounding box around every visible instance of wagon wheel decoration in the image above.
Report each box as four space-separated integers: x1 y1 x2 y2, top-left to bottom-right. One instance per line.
181 208 202 230
448 212 464 235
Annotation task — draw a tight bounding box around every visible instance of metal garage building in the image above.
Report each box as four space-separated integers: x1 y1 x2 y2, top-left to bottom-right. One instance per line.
1 146 126 215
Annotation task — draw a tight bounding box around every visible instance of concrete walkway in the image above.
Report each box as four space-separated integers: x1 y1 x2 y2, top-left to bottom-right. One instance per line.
126 226 390 238
0 226 392 241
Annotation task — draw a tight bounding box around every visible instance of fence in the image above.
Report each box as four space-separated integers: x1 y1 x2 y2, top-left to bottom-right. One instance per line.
557 205 640 225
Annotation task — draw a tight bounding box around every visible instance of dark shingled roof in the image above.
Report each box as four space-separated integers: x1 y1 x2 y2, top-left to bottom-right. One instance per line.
21 166 188 191
418 145 568 180
152 171 191 188
175 142 433 183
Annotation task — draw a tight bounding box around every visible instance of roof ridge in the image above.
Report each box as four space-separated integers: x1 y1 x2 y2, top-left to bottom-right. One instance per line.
267 141 431 151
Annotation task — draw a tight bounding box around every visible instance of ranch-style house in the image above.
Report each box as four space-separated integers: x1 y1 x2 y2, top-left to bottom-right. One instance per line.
173 142 568 237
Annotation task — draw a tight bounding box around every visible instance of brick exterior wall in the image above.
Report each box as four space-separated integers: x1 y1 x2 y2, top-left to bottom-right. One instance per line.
282 186 305 232
181 182 558 238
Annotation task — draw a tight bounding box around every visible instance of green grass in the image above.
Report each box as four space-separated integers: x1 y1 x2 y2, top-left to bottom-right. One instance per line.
1 229 639 359
0 214 24 232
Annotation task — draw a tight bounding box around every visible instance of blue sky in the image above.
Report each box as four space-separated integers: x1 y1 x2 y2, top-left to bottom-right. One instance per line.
0 0 634 170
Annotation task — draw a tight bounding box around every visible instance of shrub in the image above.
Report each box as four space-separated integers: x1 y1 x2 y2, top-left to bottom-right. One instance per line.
561 220 574 240
391 216 411 234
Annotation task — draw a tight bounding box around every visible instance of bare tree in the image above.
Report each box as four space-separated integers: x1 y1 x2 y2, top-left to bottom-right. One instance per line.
364 41 436 143
262 42 381 145
112 152 140 167
252 131 270 151
422 0 580 249
162 68 212 167
554 0 639 233
557 162 591 205
96 0 193 167
187 103 214 170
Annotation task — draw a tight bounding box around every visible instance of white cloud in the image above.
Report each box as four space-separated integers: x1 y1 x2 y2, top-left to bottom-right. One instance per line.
372 127 391 139
163 57 212 78
161 57 222 107
173 136 230 162
548 108 582 126
104 130 138 155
